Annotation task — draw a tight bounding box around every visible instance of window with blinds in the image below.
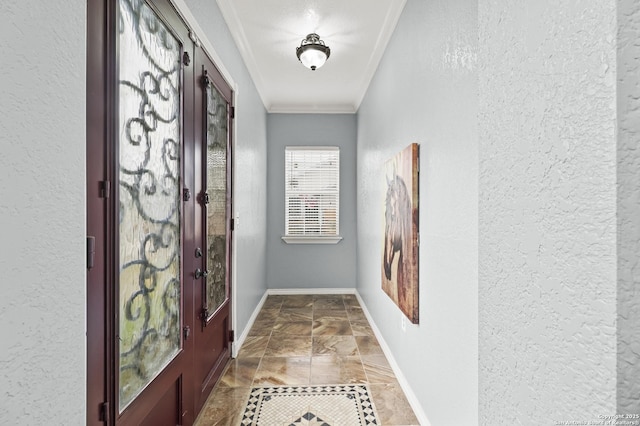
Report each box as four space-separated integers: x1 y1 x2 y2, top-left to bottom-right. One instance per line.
285 146 340 240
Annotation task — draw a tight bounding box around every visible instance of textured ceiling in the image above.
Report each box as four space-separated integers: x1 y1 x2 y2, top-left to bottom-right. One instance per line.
216 0 407 113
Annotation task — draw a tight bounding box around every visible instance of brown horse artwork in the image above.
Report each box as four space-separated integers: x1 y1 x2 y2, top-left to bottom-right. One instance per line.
381 143 419 324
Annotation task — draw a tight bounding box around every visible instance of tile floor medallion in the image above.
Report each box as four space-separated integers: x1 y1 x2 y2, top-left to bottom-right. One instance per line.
240 385 378 426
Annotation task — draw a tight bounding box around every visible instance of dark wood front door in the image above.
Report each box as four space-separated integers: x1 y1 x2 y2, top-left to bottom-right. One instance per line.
86 0 232 424
192 49 234 414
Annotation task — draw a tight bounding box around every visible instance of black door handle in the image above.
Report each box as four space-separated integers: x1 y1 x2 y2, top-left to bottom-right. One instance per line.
195 268 208 279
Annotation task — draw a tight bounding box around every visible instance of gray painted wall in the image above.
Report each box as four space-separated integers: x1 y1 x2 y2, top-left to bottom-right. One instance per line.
266 114 357 289
356 0 478 424
0 0 267 423
0 0 86 423
617 0 640 414
479 0 617 423
185 0 269 341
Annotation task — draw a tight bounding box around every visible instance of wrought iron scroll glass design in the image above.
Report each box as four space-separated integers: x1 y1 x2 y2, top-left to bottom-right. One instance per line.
205 82 228 318
117 0 181 412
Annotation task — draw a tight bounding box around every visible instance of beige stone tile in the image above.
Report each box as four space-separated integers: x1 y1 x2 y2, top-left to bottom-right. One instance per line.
247 320 274 336
255 308 280 322
312 335 359 357
196 295 414 424
194 386 250 426
219 357 260 388
369 382 419 425
237 335 270 358
253 356 311 386
310 355 367 385
361 355 395 384
346 306 367 321
275 308 313 323
264 334 312 357
313 309 349 320
355 336 384 355
313 297 346 310
350 319 375 336
312 294 342 300
272 321 313 336
262 295 285 310
342 294 360 307
312 319 353 336
281 295 314 308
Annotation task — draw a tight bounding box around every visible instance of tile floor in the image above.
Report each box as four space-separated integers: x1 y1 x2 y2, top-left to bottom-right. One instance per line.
194 294 419 426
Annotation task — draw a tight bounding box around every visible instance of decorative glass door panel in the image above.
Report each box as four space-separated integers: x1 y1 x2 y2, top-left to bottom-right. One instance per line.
204 81 229 318
117 0 182 412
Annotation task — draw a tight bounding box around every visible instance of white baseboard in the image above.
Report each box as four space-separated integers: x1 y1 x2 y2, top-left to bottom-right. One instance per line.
355 291 430 426
232 291 268 358
267 288 356 295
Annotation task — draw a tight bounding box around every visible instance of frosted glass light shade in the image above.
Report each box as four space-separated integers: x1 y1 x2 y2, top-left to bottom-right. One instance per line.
299 48 328 70
296 33 331 71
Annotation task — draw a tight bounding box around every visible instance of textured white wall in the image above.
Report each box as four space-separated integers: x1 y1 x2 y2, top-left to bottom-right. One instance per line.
356 0 478 424
185 0 268 333
478 1 618 423
0 0 86 423
617 0 640 415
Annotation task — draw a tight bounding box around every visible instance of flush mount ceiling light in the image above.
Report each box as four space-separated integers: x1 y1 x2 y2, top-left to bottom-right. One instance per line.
296 33 331 71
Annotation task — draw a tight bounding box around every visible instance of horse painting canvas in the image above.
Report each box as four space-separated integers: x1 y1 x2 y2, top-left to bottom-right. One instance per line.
382 143 419 323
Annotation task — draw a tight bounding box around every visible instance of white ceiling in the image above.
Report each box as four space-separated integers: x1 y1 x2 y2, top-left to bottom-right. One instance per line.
216 0 407 113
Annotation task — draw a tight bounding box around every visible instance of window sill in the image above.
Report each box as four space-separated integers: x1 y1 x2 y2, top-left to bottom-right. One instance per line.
281 236 343 244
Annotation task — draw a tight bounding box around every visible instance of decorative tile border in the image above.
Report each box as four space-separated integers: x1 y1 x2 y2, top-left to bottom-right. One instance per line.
241 384 379 425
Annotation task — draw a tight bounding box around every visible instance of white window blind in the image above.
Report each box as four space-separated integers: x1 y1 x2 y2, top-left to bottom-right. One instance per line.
285 146 340 238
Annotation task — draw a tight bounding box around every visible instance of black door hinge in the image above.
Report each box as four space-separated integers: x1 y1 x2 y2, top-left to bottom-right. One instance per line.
99 180 110 198
202 70 210 87
183 51 190 66
230 218 235 231
87 236 96 270
183 326 190 341
201 308 210 326
183 188 191 202
228 330 235 342
99 401 110 423
230 106 235 119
